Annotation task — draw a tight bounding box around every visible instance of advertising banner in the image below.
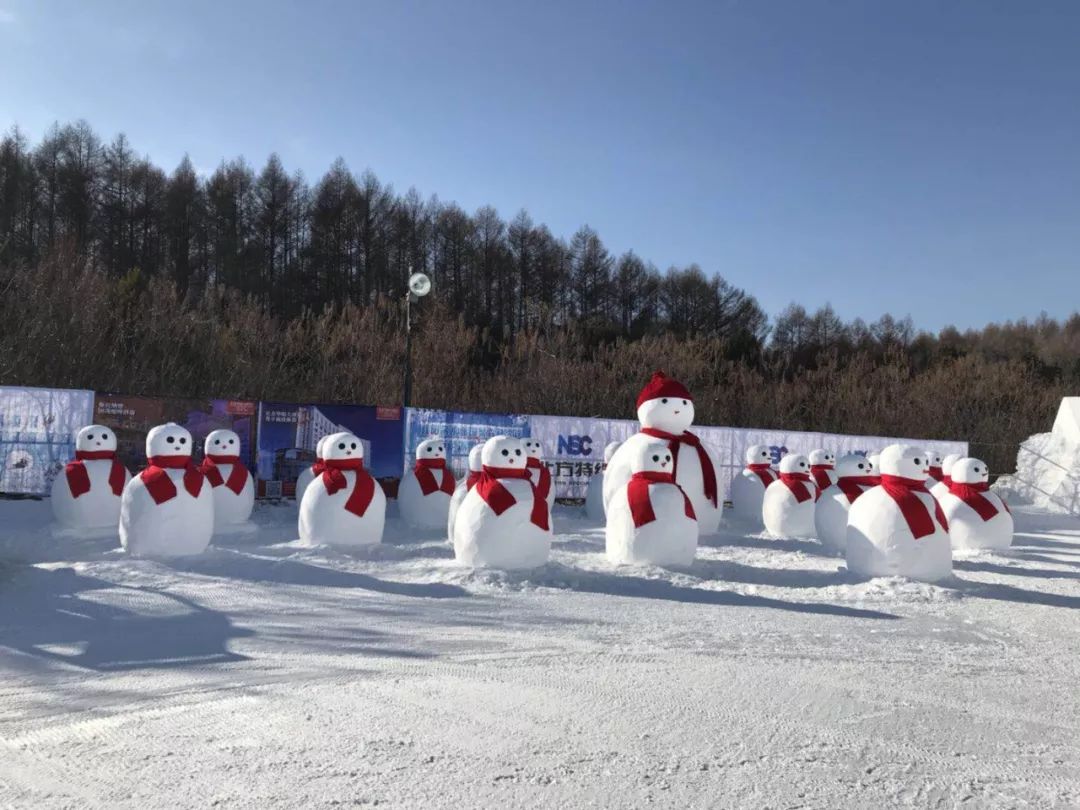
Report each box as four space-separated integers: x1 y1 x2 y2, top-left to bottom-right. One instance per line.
0 386 95 495
93 395 258 476
404 408 530 480
526 414 638 499
257 403 404 497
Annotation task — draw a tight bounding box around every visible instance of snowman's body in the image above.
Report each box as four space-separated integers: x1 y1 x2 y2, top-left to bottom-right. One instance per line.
447 444 484 541
730 444 775 528
399 438 455 529
584 441 621 522
454 436 551 569
930 453 962 502
120 423 214 557
295 436 328 505
200 429 254 529
606 442 697 567
299 432 385 548
814 454 876 554
603 373 721 536
846 444 952 582
762 454 818 539
50 425 131 533
939 457 1013 553
808 449 837 492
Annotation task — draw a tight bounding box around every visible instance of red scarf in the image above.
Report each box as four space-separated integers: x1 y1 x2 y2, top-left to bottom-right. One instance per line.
640 427 718 508
414 458 456 496
141 455 204 504
880 474 948 538
65 450 126 498
627 471 695 528
810 464 834 492
947 480 1004 521
526 456 552 500
836 475 878 504
320 458 376 517
927 465 944 482
199 454 249 495
475 465 549 530
779 471 817 503
746 463 775 487
311 457 327 477
465 470 482 490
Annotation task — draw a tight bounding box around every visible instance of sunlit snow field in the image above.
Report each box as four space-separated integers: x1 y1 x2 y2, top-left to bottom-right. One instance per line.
2 500 1079 808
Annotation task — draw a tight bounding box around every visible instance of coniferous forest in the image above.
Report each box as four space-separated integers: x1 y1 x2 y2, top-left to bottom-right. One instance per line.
2 121 1077 474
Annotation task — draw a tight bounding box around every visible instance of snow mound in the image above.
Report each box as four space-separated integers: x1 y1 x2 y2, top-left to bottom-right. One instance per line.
995 405 1080 516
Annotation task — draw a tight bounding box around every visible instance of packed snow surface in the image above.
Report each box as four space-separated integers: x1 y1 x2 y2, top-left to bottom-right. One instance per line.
2 499 1080 808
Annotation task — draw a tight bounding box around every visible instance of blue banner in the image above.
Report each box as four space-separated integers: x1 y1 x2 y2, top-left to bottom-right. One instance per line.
0 386 95 495
404 408 530 479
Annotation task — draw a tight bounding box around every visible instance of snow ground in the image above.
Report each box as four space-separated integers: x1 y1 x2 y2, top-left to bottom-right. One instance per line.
1 501 1079 809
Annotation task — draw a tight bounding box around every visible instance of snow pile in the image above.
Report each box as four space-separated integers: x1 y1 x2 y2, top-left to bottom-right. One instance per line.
995 397 1080 515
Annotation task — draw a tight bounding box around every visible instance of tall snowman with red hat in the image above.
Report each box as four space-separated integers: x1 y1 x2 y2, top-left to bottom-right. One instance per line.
603 372 722 536
50 424 131 536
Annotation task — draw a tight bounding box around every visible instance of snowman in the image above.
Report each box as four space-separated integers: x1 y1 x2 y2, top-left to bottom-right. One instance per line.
603 372 721 536
398 437 456 529
447 443 484 542
50 424 131 535
846 444 952 582
523 438 555 512
584 440 621 522
199 429 254 530
939 457 1013 553
119 423 214 557
453 435 550 569
729 444 776 528
924 449 945 485
605 441 697 567
295 435 329 504
930 453 963 502
814 453 877 554
867 452 882 484
299 431 385 548
762 454 818 539
808 449 837 492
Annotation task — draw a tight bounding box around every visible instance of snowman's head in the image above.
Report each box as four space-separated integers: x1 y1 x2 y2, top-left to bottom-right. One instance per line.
315 435 328 460
809 449 835 466
205 429 240 457
942 454 962 475
323 432 364 461
745 444 772 465
952 457 990 484
632 441 673 474
778 454 809 475
603 441 622 463
467 443 485 472
76 425 117 453
635 372 694 434
522 438 544 459
879 444 926 479
482 435 525 469
146 423 192 459
836 453 872 478
415 438 446 461
924 449 944 467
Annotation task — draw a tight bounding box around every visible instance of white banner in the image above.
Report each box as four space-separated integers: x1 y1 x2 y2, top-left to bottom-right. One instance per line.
0 386 95 495
527 413 967 500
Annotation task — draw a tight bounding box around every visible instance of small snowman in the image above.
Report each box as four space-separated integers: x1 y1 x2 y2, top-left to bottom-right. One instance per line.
295 436 329 504
523 438 555 512
808 449 837 492
940 457 1013 553
120 423 214 557
50 424 131 535
814 453 877 554
924 449 945 485
729 444 776 528
930 453 963 502
447 443 484 542
605 441 697 567
199 428 254 530
584 440 622 522
762 454 818 539
846 444 952 582
453 435 551 569
398 438 456 529
298 431 385 548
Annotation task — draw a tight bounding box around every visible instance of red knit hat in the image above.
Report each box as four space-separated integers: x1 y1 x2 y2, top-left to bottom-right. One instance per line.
636 371 693 409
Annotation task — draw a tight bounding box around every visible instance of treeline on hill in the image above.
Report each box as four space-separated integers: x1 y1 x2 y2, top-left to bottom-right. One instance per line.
2 121 1078 475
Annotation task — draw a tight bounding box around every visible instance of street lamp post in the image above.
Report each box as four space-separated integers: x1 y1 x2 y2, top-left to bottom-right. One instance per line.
402 269 431 408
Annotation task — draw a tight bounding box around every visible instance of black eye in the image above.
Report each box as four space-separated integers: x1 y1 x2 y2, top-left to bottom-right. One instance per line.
652 455 660 462
858 463 864 469
338 442 346 450
799 462 805 467
665 454 671 461
682 399 687 405
350 442 357 450
166 436 174 444
179 437 186 444
438 446 443 452
515 449 522 456
661 398 668 404
501 449 509 456
214 439 220 445
914 458 921 465
87 434 94 440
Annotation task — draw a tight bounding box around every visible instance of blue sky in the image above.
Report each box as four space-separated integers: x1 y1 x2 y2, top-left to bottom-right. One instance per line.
2 0 1078 332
